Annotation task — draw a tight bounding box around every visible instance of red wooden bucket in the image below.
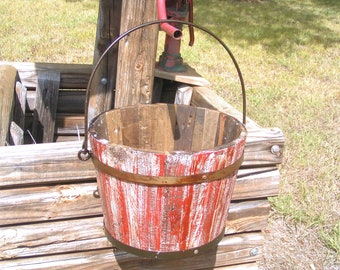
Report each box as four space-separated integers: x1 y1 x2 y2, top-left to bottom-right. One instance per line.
78 20 248 259
88 104 246 259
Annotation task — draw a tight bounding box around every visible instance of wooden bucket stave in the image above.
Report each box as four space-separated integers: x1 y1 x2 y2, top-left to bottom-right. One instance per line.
78 20 248 259
89 103 246 258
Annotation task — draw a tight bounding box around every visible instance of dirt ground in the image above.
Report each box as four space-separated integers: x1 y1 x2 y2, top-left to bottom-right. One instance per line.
258 215 340 270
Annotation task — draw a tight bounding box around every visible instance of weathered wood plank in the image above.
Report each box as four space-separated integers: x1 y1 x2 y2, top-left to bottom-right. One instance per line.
0 172 270 228
32 71 60 143
191 86 258 129
10 82 27 145
0 198 270 238
29 94 284 166
232 168 280 200
225 200 270 234
0 65 18 146
26 90 85 114
0 227 263 268
243 128 284 167
0 248 260 270
173 105 197 151
0 217 111 260
0 183 102 225
0 62 91 89
55 114 84 136
0 147 279 201
0 142 95 188
0 250 259 270
32 112 283 167
156 65 210 86
9 122 24 145
0 62 210 90
0 142 280 200
214 263 258 270
114 0 158 107
88 0 121 126
191 86 285 166
13 82 27 141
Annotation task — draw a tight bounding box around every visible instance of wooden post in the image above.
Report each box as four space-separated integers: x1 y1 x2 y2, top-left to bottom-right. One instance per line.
114 0 158 108
0 65 18 146
13 82 27 133
11 81 27 145
32 71 60 143
88 0 122 125
88 0 159 121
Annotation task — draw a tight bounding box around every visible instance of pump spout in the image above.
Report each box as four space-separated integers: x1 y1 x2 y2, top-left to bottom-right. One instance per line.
157 0 182 40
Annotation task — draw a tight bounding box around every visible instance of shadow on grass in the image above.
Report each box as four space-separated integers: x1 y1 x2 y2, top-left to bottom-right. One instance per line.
194 0 339 53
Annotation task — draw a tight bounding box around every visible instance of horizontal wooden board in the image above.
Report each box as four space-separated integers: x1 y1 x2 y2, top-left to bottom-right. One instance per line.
0 62 210 90
0 62 91 89
0 145 279 200
26 90 86 114
0 183 102 225
0 174 270 228
214 263 258 270
233 168 280 200
0 138 282 189
155 65 210 86
0 201 268 257
191 86 257 129
0 252 260 269
0 142 95 188
0 230 263 269
225 200 270 234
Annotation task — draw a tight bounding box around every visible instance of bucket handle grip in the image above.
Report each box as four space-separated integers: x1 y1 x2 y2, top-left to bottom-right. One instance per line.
79 19 246 161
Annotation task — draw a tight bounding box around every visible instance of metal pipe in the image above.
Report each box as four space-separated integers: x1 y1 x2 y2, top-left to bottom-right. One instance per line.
157 0 182 39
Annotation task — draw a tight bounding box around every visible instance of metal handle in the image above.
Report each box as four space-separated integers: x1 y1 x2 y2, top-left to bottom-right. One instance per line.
78 19 246 161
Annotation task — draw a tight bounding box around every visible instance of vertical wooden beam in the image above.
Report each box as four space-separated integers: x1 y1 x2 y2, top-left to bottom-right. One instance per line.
13 82 27 132
0 65 18 146
10 122 24 145
88 0 122 125
114 0 158 108
32 71 60 143
10 81 27 145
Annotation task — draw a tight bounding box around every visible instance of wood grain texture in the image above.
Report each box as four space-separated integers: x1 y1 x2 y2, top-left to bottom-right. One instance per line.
0 237 263 270
0 183 102 225
32 71 60 143
0 62 91 89
0 65 18 145
13 82 27 137
0 141 95 188
0 52 285 268
114 0 158 107
0 225 263 268
191 86 258 129
155 65 210 86
2 62 210 91
88 0 121 125
0 180 270 230
0 140 280 194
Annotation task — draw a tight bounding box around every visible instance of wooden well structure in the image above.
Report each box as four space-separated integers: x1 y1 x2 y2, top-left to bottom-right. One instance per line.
0 1 284 269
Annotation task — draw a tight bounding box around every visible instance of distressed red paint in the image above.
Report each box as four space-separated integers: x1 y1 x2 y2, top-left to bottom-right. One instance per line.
88 105 247 256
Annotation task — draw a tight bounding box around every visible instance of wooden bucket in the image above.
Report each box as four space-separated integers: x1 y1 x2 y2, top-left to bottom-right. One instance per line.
88 103 246 259
78 20 248 259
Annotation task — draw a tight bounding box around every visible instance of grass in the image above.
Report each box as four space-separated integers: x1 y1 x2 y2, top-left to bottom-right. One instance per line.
0 0 339 265
0 0 98 63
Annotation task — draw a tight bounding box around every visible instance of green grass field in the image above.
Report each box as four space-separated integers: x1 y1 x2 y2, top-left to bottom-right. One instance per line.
1 0 339 266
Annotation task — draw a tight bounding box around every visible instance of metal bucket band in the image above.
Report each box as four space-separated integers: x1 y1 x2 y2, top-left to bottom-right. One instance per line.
91 153 243 186
104 225 224 260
